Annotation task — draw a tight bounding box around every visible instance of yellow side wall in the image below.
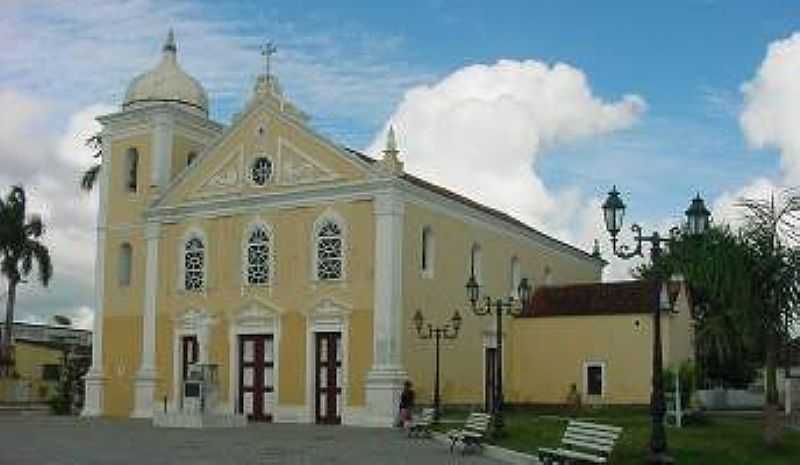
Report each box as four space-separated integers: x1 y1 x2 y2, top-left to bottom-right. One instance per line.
509 314 654 404
401 201 602 406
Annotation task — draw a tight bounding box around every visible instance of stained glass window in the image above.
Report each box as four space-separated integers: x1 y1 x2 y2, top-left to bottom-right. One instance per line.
247 227 270 285
184 237 205 291
316 220 343 280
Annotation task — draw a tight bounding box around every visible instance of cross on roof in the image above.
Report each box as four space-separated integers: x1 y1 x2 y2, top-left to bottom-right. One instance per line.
261 41 277 77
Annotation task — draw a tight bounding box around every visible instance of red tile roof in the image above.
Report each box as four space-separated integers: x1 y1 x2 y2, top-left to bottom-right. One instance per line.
519 280 665 318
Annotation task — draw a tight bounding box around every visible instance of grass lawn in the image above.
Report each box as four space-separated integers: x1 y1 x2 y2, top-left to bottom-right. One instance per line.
438 406 800 465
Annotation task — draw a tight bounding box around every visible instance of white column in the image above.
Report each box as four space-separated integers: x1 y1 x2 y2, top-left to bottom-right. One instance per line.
132 222 160 418
364 190 407 427
150 112 174 191
82 132 112 417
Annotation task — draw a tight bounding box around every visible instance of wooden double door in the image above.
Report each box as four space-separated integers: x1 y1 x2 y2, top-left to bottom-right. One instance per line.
238 334 275 422
315 332 342 424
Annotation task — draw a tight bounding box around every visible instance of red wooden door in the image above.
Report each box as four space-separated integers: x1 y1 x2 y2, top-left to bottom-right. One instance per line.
315 332 342 424
238 334 274 422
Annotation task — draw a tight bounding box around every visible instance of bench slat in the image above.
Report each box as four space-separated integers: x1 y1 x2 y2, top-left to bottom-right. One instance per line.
562 437 613 453
569 420 623 433
563 432 617 446
565 426 620 440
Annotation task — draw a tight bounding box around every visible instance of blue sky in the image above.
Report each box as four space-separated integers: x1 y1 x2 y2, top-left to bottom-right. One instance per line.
2 0 800 325
198 0 795 218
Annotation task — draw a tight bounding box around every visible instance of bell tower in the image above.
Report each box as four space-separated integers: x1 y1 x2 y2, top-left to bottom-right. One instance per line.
82 30 223 418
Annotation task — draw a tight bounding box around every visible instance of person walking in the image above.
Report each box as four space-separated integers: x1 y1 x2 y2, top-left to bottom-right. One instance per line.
399 380 415 429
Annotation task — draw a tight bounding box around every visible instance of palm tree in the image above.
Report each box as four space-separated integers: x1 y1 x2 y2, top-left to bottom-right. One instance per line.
80 134 103 192
0 185 53 377
738 189 800 446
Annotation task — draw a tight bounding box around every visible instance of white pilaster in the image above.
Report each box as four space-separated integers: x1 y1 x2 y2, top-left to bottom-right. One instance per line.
82 131 112 417
132 222 161 418
364 190 407 427
150 112 174 191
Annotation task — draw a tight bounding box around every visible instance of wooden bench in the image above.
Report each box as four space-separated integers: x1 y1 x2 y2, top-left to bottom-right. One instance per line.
447 412 492 454
407 407 435 438
538 420 622 464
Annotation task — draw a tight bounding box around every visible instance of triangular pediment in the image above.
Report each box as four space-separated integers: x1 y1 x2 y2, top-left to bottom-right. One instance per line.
155 96 376 208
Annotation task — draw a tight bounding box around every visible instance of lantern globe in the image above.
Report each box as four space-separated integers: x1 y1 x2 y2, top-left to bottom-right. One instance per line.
685 194 711 236
466 275 480 305
602 186 626 237
451 310 462 332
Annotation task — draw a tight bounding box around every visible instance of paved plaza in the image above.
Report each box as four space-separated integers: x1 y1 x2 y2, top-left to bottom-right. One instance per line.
0 416 506 465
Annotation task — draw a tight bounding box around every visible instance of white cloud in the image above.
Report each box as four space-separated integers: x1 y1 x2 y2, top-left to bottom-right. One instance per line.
366 59 646 280
740 32 800 185
0 90 101 326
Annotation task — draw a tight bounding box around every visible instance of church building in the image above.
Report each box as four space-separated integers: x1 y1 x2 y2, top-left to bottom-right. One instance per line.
80 31 656 426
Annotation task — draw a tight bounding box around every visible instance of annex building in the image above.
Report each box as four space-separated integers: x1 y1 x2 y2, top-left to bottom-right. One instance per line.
81 31 692 425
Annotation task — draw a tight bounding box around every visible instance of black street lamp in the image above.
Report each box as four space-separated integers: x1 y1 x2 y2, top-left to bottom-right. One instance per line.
601 186 710 465
413 308 462 421
464 276 531 435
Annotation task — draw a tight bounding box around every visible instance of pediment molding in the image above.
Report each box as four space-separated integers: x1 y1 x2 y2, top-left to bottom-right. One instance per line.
231 298 284 327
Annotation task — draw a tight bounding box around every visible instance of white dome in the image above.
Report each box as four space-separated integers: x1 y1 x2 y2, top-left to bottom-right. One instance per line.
123 30 208 116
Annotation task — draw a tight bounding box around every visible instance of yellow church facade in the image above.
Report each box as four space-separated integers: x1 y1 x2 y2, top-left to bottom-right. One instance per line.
81 32 689 425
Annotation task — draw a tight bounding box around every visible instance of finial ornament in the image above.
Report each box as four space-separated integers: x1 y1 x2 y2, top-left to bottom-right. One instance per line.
261 41 277 77
381 124 404 175
163 28 176 53
386 125 398 154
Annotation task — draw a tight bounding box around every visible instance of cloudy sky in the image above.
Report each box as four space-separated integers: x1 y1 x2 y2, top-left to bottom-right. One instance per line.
2 1 800 329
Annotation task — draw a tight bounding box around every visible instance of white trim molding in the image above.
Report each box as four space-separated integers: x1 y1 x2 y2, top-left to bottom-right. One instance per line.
227 299 283 417
304 297 352 425
364 190 407 427
583 360 607 403
170 307 215 411
82 130 112 417
132 222 161 418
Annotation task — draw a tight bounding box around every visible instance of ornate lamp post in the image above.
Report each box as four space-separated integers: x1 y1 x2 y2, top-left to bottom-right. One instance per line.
464 277 531 435
601 186 710 465
413 308 462 421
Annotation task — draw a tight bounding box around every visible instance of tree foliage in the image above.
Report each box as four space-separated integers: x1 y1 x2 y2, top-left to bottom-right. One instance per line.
640 188 800 447
80 134 102 192
0 185 53 376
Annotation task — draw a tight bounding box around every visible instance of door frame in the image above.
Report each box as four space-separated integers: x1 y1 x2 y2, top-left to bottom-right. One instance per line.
172 308 213 411
237 333 276 421
305 298 350 424
314 331 343 424
228 301 281 416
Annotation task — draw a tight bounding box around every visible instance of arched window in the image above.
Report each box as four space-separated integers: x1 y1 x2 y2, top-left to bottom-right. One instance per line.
245 225 271 285
125 147 139 192
421 226 434 276
470 243 482 283
251 157 273 186
187 151 197 167
184 237 205 291
118 243 132 286
316 218 344 281
510 256 520 297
